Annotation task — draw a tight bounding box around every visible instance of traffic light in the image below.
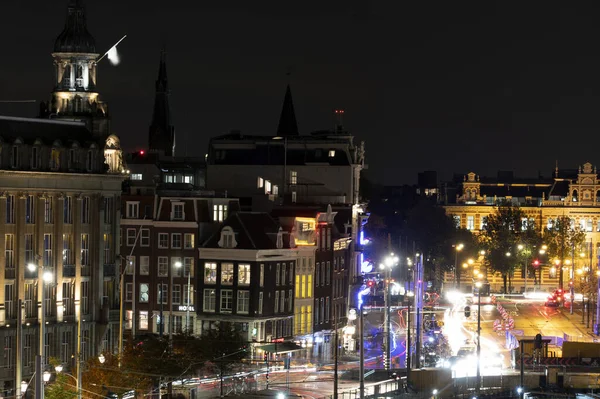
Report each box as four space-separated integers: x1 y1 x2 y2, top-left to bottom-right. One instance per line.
534 333 542 349
263 351 269 363
464 306 471 318
532 259 540 268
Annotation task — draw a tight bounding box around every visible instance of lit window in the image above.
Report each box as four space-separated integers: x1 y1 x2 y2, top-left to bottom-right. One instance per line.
221 263 234 284
139 284 149 303
130 174 142 181
184 233 194 249
238 264 251 285
290 171 297 185
328 150 335 157
139 311 149 330
204 263 217 284
213 204 228 222
257 177 264 188
467 216 474 231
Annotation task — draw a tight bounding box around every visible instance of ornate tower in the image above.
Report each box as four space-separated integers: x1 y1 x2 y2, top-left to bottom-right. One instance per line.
148 50 176 157
47 0 109 137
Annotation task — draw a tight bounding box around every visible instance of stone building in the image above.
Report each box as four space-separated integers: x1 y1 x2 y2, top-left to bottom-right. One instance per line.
441 162 600 292
0 1 127 396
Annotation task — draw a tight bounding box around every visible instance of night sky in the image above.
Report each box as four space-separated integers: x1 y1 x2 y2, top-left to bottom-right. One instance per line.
2 1 600 185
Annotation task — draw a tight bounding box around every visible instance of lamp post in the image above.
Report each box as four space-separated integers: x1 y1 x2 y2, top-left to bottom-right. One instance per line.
380 253 399 371
453 244 464 289
170 261 182 342
475 279 483 394
185 263 191 333
28 261 52 399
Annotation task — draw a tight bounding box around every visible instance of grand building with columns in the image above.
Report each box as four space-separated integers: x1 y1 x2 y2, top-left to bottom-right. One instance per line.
0 0 126 396
441 162 600 292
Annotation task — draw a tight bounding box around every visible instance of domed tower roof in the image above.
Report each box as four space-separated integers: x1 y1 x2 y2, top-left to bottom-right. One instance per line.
54 0 96 53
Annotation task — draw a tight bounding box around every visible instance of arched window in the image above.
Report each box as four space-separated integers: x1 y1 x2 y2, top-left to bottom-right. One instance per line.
572 189 578 202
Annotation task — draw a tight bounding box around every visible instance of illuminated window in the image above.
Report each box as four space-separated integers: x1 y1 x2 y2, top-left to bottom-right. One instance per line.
467 216 475 231
139 311 149 330
213 204 228 222
221 263 234 284
238 264 250 285
130 174 142 181
328 150 335 157
204 262 217 283
290 171 297 185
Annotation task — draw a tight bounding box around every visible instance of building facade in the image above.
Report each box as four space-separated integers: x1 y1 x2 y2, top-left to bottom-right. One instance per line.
442 162 600 292
198 213 297 344
0 116 125 395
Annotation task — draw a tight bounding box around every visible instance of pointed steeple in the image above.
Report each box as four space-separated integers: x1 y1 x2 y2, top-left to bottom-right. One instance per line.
276 85 299 136
148 49 175 157
54 0 96 53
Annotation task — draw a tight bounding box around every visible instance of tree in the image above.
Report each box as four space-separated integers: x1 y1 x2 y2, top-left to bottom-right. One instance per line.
44 358 76 399
404 200 478 285
544 216 586 289
81 350 151 399
479 205 542 293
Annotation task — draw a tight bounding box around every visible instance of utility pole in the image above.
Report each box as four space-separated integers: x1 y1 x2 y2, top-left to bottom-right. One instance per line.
359 309 365 399
333 306 339 399
15 299 22 398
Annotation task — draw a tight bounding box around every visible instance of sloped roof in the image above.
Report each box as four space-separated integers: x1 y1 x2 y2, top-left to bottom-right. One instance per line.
0 116 96 146
202 212 282 250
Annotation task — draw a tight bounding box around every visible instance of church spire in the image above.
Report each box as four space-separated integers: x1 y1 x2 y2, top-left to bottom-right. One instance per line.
276 85 299 136
148 49 175 157
54 0 96 54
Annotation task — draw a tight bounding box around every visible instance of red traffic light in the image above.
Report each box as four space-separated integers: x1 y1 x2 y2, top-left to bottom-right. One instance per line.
367 281 374 287
532 259 540 268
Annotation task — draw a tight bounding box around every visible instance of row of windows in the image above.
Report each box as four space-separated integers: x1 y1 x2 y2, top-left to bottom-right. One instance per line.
124 256 194 277
314 296 331 324
202 289 251 314
4 281 90 320
315 262 331 286
125 311 193 333
125 283 193 305
125 201 228 223
204 263 252 285
123 230 194 249
295 274 313 299
4 195 92 225
293 305 313 335
4 146 97 172
457 213 600 233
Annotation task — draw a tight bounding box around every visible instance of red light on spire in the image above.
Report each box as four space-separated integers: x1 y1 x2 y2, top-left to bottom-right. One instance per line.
139 150 145 155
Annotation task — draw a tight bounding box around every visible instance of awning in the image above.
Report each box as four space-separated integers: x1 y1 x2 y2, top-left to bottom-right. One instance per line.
255 342 303 354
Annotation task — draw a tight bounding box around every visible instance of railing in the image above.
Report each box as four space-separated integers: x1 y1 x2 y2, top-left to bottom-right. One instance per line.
5 267 16 279
63 265 75 278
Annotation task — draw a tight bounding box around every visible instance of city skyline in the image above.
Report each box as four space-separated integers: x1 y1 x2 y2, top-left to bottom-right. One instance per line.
3 2 600 184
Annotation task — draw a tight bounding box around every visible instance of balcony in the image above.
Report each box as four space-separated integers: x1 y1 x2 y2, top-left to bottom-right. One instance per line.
5 267 16 279
104 264 116 277
63 265 76 278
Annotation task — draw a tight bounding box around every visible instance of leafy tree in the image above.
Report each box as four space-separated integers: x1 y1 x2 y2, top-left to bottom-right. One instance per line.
479 205 542 293
81 350 151 399
44 357 76 399
544 216 586 289
404 200 478 285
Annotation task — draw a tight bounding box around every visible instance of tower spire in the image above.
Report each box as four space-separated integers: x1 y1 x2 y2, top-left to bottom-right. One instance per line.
148 49 175 157
276 84 299 137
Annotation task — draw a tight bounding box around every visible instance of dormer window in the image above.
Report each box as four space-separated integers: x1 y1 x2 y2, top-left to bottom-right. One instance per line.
328 150 336 158
31 147 39 170
276 227 283 249
171 202 184 221
218 226 237 249
51 148 61 170
11 145 19 169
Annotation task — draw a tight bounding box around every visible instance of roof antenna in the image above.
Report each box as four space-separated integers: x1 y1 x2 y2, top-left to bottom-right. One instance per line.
334 109 345 132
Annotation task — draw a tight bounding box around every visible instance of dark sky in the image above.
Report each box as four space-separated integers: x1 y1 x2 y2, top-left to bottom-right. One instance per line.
2 1 600 184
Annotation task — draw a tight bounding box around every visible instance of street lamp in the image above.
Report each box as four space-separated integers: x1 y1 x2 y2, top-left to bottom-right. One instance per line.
379 253 399 370
453 244 464 289
28 260 52 399
170 261 183 342
475 279 483 394
98 353 106 364
43 371 51 383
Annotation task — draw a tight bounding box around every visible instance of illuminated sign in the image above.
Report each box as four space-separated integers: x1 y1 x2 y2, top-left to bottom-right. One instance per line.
177 305 195 312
